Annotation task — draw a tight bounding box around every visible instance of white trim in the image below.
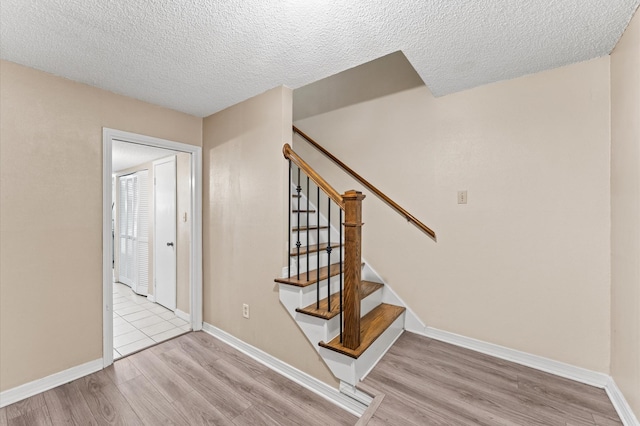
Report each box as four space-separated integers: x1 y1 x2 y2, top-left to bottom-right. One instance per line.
605 377 640 426
339 381 374 405
421 327 610 387
0 359 102 408
102 129 114 367
202 322 368 417
175 309 190 322
103 128 203 367
147 294 156 303
361 261 426 333
420 327 639 424
190 147 203 331
358 329 404 382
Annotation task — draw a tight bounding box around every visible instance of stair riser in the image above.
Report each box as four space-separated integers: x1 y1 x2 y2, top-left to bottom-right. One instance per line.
289 231 335 247
321 288 384 343
280 281 384 344
289 250 344 274
299 277 342 308
361 287 382 318
294 313 338 344
291 198 322 215
289 213 319 227
319 313 405 386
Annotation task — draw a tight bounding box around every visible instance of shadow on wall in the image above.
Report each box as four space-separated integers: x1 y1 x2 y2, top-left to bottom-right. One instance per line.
293 51 426 122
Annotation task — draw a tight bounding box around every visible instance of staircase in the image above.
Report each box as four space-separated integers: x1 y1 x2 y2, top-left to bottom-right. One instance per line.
275 139 435 388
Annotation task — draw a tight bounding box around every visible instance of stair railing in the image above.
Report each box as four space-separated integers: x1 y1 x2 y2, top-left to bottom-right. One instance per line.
293 125 436 240
283 144 364 349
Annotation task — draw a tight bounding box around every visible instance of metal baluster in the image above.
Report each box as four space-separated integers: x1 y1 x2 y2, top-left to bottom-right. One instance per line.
327 197 332 314
316 186 320 309
339 208 343 343
306 176 310 282
296 168 301 280
288 160 291 279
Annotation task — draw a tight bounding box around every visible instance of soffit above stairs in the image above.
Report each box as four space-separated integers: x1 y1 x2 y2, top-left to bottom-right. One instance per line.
1 0 638 117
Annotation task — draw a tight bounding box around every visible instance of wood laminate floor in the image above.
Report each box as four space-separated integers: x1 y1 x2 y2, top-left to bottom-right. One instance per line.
0 331 623 425
0 332 356 425
360 332 622 426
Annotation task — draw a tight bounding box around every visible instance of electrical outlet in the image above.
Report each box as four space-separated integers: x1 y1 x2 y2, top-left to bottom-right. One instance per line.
457 190 468 204
242 304 250 319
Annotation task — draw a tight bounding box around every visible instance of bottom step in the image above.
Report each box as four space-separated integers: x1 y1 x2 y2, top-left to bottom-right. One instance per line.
319 303 405 359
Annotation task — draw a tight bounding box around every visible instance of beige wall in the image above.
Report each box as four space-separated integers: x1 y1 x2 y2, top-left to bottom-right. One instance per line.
295 57 612 373
611 9 640 418
202 86 338 386
0 60 201 391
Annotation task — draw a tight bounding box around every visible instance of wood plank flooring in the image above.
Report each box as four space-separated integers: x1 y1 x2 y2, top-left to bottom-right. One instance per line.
0 330 624 425
360 332 622 425
0 332 356 425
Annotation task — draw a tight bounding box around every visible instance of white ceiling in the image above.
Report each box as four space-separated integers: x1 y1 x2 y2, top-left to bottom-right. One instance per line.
1 0 638 117
112 140 177 173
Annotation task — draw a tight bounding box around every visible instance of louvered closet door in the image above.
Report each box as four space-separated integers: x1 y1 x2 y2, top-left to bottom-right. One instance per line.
117 171 149 295
135 171 149 295
118 175 137 287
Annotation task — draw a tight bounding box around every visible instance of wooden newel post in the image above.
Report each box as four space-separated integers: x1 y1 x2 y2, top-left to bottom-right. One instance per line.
342 190 365 350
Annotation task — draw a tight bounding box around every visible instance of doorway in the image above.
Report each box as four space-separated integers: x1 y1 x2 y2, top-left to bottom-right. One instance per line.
103 129 202 367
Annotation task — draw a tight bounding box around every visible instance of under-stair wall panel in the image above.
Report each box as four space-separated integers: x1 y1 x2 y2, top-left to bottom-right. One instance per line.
202 85 338 387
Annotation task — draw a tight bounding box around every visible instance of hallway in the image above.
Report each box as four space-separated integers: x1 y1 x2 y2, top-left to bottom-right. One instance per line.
112 282 190 358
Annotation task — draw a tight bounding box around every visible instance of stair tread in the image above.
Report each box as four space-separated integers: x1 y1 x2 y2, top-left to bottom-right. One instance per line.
274 263 342 287
292 225 329 231
319 303 405 359
289 242 341 257
295 281 383 320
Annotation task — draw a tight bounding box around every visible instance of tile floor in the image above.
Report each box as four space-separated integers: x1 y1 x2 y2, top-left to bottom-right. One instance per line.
112 282 190 359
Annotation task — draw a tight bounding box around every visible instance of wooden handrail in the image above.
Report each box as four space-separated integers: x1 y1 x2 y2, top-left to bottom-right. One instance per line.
292 126 436 240
283 144 345 210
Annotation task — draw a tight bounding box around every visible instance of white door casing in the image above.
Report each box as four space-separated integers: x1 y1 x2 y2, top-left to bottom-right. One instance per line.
154 156 177 311
103 128 203 369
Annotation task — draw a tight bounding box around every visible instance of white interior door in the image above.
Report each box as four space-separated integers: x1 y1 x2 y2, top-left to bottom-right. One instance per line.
154 156 177 311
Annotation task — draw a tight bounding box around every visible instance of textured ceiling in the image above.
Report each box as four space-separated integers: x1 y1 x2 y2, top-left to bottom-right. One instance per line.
1 0 638 117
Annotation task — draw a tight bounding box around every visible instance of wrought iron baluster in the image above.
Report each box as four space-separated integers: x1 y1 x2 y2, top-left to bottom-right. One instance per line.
339 208 343 343
306 176 310 282
327 197 332 313
316 186 320 309
288 160 291 279
296 168 301 279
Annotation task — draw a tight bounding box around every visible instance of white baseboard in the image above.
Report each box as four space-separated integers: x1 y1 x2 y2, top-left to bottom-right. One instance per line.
147 294 156 303
605 377 640 426
0 358 103 408
202 322 368 417
421 327 609 387
175 309 190 322
419 327 639 425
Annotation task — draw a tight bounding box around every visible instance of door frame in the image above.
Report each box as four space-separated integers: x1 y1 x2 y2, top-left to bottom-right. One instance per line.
102 128 203 367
